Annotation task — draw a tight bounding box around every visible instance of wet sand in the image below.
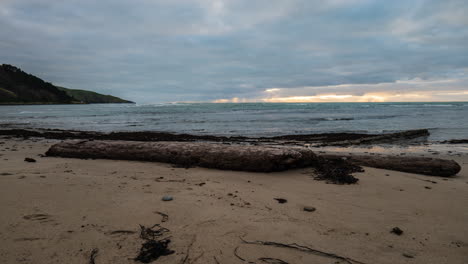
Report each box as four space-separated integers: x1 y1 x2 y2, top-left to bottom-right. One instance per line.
0 137 467 263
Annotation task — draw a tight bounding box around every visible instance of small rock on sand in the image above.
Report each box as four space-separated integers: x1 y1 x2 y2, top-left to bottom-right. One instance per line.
303 206 316 212
274 198 287 204
162 195 173 201
24 157 36 162
391 227 404 235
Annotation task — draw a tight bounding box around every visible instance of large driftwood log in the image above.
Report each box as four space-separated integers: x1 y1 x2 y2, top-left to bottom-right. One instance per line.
322 154 460 177
46 140 461 177
46 140 317 172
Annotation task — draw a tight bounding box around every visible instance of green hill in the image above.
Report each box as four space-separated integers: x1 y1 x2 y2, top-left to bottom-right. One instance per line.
57 87 133 104
0 64 133 104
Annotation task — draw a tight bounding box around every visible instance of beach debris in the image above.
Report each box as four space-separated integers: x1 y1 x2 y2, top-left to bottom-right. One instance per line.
391 227 404 236
234 248 290 264
0 128 430 146
0 172 13 176
43 134 461 178
320 129 430 146
180 235 197 264
45 140 318 172
274 198 288 204
155 177 185 183
88 248 99 264
23 213 51 221
45 137 461 177
442 139 468 144
312 157 362 184
135 224 174 263
24 157 36 162
259 257 289 264
303 206 316 212
155 211 169 222
108 230 137 235
412 178 438 184
320 154 461 177
239 237 367 264
402 253 414 258
136 239 173 263
162 195 173 201
233 246 246 261
424 186 432 189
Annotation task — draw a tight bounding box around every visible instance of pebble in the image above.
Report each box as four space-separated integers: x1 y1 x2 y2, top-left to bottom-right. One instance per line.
274 198 287 204
162 195 173 201
391 227 404 235
303 206 316 212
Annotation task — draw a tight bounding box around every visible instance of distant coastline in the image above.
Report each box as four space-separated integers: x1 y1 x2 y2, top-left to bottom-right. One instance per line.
0 64 134 105
0 102 133 105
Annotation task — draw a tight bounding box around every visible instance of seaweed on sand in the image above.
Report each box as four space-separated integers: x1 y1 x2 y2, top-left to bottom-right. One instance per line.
312 157 363 184
88 248 98 264
135 224 174 263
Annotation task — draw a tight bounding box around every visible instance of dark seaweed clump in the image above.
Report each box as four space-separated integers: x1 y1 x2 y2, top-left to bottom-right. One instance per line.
135 224 174 263
313 157 363 184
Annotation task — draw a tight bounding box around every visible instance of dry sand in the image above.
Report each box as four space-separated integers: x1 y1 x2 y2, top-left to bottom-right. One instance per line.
0 137 467 264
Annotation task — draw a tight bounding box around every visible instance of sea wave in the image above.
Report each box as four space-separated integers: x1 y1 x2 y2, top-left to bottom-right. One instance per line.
19 111 44 114
422 104 454 107
309 117 354 121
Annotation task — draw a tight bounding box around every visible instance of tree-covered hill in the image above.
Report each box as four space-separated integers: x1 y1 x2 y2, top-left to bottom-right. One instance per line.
0 64 133 104
57 87 133 104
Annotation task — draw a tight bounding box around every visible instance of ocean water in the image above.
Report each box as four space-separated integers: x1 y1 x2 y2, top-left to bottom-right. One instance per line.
0 102 467 141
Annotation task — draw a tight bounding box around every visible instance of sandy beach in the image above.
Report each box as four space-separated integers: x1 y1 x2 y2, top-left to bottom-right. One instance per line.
3 0 468 262
0 136 467 264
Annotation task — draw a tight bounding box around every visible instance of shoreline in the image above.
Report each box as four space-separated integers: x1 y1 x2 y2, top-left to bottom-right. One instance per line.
1 128 467 157
1 127 463 145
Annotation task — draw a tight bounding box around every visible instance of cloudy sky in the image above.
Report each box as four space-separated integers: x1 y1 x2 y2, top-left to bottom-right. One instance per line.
1 0 467 103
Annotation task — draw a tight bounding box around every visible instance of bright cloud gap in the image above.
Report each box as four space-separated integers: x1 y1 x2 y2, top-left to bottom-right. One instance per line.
213 78 468 103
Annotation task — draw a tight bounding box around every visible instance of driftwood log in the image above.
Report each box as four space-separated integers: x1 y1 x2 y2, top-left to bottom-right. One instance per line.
46 140 317 172
46 140 460 177
322 154 461 177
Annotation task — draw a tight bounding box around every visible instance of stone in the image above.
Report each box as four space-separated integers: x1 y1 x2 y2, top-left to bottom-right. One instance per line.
391 227 403 235
274 198 287 204
162 195 173 201
303 206 316 212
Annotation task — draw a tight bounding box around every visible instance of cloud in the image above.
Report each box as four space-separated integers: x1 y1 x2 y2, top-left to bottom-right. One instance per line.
215 77 468 102
0 0 467 103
